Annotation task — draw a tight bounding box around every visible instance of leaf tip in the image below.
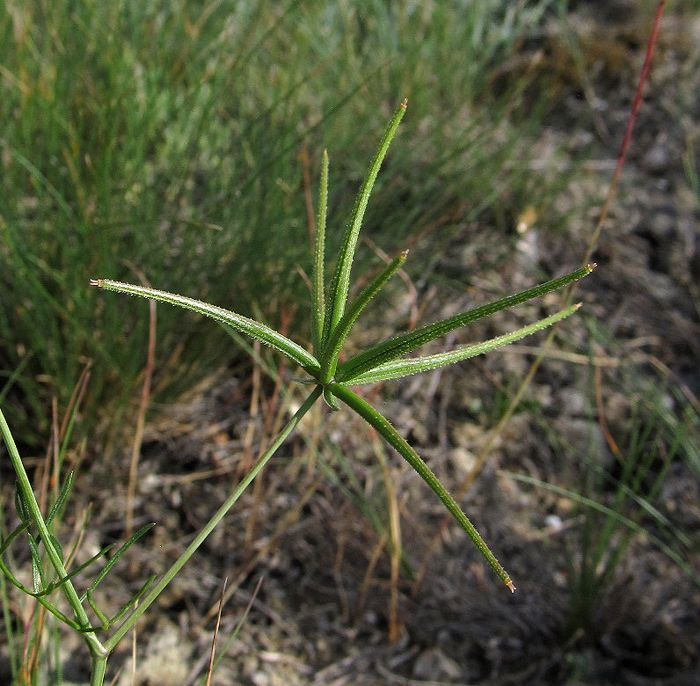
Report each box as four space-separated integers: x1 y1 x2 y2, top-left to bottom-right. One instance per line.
400 97 408 110
399 249 409 260
586 262 597 273
89 279 103 287
506 579 516 593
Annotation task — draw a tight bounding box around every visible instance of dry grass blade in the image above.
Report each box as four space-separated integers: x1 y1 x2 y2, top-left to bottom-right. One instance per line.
204 577 228 686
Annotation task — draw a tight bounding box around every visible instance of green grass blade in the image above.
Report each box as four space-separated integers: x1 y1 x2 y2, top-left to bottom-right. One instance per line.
337 264 594 382
343 304 581 384
313 149 329 355
90 280 320 375
323 99 407 344
321 251 408 384
330 384 515 592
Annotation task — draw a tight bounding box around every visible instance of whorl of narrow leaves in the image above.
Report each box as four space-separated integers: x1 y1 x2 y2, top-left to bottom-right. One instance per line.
88 99 595 595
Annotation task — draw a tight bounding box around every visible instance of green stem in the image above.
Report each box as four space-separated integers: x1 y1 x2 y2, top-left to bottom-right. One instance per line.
0 408 108 659
104 385 322 652
90 654 108 686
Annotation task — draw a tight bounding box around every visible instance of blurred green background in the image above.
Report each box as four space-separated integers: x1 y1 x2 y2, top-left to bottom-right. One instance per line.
0 0 568 447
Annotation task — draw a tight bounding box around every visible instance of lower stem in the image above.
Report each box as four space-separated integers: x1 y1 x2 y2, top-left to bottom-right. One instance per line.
90 653 108 686
104 385 322 652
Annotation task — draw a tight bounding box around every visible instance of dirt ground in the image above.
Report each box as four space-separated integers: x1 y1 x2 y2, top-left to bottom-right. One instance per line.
6 4 700 685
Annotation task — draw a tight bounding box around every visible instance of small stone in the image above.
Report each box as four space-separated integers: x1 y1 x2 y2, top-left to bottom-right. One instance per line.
558 388 587 417
252 672 270 686
450 447 477 475
545 514 563 531
413 647 463 681
643 136 671 173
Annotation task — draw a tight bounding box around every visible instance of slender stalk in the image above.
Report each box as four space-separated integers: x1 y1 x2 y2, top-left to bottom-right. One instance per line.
90 653 108 686
103 385 322 652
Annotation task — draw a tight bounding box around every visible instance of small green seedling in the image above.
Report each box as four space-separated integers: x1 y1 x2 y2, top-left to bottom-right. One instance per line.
91 99 593 592
2 100 592 685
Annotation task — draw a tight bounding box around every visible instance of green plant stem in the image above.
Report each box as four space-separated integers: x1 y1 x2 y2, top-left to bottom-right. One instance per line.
103 385 322 652
90 653 108 686
0 408 108 661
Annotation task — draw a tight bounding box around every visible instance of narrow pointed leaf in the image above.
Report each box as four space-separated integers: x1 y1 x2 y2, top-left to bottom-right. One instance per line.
343 304 581 385
48 533 64 563
14 488 30 525
46 471 75 526
331 384 514 592
28 535 43 593
83 522 155 599
1 553 85 632
321 251 408 383
0 556 80 631
33 595 81 630
312 150 329 355
323 99 407 344
337 264 594 382
36 546 112 597
90 280 320 374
